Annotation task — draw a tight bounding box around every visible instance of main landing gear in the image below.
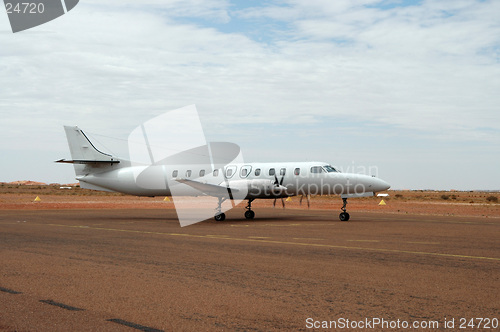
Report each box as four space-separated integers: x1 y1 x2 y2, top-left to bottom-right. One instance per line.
244 199 255 219
339 197 350 221
214 213 225 221
214 198 256 221
214 196 226 221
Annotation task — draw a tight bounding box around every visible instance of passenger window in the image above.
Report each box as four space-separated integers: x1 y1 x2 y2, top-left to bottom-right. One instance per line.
172 170 178 177
255 168 261 176
294 168 300 176
213 169 219 176
311 166 323 173
199 169 205 177
186 170 192 177
239 165 252 178
280 168 286 176
269 168 275 176
225 166 237 179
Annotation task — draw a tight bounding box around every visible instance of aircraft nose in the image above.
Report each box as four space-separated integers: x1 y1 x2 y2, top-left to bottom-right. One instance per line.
372 177 391 192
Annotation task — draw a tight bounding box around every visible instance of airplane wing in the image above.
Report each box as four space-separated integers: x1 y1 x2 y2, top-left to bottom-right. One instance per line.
173 178 239 197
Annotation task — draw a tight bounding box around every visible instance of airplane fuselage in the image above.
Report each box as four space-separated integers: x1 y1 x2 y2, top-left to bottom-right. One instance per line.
77 161 390 199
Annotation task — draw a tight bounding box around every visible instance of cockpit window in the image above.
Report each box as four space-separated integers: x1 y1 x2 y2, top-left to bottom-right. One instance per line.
323 165 338 173
310 166 323 173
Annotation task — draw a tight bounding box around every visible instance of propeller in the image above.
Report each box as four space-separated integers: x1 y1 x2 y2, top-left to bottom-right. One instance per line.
299 194 311 209
272 174 286 209
273 174 285 187
273 197 286 209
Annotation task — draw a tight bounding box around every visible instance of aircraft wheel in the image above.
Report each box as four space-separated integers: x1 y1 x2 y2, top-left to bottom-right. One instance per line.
244 210 255 219
214 213 226 221
339 212 350 221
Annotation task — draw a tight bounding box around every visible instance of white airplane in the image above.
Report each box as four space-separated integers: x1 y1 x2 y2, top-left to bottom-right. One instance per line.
57 126 390 222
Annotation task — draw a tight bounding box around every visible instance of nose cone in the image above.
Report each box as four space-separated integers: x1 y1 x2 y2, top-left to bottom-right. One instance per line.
345 174 391 194
372 177 391 192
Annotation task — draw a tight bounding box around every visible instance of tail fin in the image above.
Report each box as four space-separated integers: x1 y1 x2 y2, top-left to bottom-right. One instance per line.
57 126 120 176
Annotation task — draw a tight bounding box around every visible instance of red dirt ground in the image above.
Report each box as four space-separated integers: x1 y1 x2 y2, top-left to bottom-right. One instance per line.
0 185 498 218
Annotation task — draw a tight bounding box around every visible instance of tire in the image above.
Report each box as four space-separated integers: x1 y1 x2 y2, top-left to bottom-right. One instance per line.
214 213 226 221
339 212 350 221
244 210 255 219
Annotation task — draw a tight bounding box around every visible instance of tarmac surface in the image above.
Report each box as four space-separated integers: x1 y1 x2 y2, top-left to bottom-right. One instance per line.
1 208 499 331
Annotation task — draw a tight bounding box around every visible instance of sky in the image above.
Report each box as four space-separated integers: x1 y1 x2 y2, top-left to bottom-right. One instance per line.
0 0 499 190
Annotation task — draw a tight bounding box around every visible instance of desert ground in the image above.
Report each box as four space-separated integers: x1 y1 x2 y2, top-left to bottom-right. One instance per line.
0 184 499 331
1 182 499 218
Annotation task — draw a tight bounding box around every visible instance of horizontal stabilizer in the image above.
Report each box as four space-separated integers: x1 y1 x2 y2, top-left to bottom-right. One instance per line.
55 159 120 164
174 178 239 196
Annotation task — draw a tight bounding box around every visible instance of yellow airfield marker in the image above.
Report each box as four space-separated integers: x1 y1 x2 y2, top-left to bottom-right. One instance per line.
34 196 41 202
286 197 292 202
379 199 386 206
163 197 171 202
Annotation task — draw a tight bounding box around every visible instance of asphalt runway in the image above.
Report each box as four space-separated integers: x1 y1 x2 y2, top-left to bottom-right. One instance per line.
1 208 499 331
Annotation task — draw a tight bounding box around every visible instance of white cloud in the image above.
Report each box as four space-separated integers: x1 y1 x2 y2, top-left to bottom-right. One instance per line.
86 0 232 23
0 0 498 188
232 0 500 134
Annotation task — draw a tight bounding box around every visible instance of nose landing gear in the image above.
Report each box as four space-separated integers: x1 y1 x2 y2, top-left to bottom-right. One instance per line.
339 197 350 221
